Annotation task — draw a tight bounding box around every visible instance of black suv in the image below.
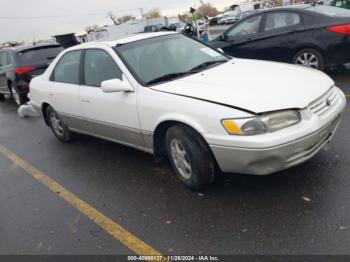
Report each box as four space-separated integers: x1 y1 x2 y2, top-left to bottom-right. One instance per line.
0 44 63 106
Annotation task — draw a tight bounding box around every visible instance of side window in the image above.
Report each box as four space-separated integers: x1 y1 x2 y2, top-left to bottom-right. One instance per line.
264 12 301 32
0 52 9 66
83 49 122 87
52 50 81 85
227 15 262 40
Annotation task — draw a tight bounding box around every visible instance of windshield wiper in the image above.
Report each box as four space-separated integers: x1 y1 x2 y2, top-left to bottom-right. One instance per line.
146 72 192 85
145 60 228 85
189 60 227 72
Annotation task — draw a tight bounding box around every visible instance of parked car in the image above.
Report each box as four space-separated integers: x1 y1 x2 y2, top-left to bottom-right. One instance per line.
144 24 167 32
209 15 223 26
168 22 186 32
0 43 63 105
219 11 240 25
209 5 350 70
29 32 346 190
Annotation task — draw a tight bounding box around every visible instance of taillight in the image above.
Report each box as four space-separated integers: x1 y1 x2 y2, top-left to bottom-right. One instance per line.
15 66 36 76
327 24 350 35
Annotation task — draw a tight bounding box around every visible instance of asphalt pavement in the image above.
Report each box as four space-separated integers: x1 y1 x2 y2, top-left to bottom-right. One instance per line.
0 66 349 258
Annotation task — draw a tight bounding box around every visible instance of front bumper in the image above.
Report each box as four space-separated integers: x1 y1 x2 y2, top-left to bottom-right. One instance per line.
209 87 346 175
210 115 342 175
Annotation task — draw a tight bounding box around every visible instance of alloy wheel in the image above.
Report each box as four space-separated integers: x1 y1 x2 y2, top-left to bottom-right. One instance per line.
49 112 64 137
295 52 319 69
170 138 192 180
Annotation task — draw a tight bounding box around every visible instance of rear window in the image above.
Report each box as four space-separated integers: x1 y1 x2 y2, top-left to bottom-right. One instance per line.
16 46 63 66
307 5 350 17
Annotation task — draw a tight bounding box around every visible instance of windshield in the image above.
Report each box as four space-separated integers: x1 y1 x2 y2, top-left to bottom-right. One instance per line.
115 34 228 85
306 5 350 17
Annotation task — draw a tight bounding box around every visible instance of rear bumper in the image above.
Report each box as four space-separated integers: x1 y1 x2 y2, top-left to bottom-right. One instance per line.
210 115 342 175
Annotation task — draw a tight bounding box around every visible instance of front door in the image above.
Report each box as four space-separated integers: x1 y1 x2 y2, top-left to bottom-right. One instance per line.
80 49 143 148
220 14 263 58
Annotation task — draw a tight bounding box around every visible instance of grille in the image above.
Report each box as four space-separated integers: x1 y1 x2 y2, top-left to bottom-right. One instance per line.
309 87 339 117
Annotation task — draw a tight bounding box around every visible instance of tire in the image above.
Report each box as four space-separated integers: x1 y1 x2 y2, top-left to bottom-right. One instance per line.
165 125 216 191
11 85 27 106
0 94 4 101
292 48 324 71
45 105 74 142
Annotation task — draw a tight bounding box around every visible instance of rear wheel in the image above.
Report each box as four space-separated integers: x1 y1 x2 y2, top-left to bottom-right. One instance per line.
292 48 324 71
165 125 216 191
46 106 74 142
11 85 27 106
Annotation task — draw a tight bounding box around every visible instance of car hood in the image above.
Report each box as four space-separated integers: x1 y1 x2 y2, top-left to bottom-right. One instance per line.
150 59 334 114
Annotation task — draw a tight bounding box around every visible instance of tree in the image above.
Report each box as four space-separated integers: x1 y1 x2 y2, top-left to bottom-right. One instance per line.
117 15 135 24
147 9 161 19
197 3 219 17
84 26 92 33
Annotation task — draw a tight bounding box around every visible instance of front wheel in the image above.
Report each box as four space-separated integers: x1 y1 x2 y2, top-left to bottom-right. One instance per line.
292 48 324 71
46 106 74 142
166 125 216 191
0 94 4 101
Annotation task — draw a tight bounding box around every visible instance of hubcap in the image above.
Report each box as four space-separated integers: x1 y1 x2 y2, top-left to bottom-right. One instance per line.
11 87 20 105
170 139 192 180
49 112 64 137
295 52 319 69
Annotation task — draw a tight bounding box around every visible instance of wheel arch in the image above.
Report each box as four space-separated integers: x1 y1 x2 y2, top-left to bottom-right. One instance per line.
41 102 51 126
152 119 210 162
291 44 326 63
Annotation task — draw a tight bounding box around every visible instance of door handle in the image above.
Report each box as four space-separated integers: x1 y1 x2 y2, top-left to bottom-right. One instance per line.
82 99 90 103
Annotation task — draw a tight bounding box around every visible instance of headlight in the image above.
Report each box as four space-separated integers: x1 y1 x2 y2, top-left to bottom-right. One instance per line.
222 110 301 135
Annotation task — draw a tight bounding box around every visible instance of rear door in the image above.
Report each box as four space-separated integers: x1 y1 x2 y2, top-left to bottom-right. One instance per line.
80 48 143 147
256 11 304 62
219 14 263 58
47 50 84 129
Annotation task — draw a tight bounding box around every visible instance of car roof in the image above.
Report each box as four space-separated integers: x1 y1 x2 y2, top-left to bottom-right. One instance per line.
71 31 176 50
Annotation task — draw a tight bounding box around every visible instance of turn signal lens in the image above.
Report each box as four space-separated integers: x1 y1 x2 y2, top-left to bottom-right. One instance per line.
222 120 242 135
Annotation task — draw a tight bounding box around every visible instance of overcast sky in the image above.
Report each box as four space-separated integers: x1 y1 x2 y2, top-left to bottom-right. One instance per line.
0 0 238 42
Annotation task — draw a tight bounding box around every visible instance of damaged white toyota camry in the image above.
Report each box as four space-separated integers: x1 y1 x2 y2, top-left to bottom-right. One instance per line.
29 32 346 190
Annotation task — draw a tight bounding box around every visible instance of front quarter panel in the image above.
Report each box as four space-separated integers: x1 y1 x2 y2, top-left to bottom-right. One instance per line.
137 86 253 148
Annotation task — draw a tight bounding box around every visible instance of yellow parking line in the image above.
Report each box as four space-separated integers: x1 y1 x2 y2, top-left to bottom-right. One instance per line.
346 94 350 99
0 144 165 260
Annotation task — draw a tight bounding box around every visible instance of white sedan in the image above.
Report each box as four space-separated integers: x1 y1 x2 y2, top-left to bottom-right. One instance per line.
29 32 346 190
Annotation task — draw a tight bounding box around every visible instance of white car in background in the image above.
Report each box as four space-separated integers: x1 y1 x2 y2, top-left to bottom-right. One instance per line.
29 32 346 190
219 11 240 24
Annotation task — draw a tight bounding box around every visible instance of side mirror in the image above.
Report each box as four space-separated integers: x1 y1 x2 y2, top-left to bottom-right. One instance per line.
101 79 134 93
217 48 224 53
